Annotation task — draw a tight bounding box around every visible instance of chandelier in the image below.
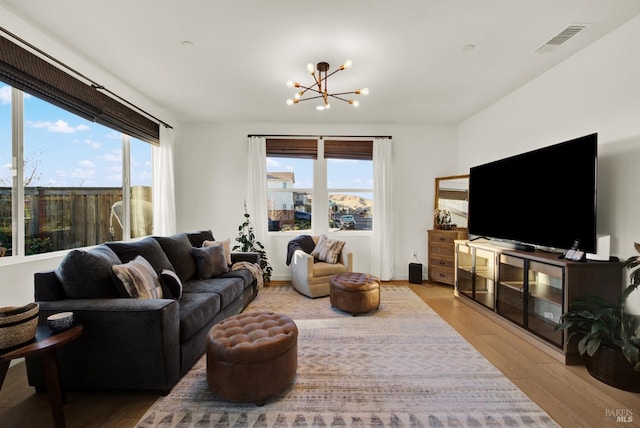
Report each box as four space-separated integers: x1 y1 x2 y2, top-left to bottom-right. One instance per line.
286 60 369 111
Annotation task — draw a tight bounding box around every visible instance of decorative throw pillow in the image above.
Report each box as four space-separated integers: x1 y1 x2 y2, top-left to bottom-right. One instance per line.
186 230 215 247
190 244 229 279
203 239 231 266
311 234 346 264
55 244 121 298
112 256 163 299
159 269 183 300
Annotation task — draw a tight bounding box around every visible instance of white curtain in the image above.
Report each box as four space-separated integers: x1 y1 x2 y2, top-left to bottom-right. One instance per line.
153 126 176 236
246 136 268 246
372 137 394 280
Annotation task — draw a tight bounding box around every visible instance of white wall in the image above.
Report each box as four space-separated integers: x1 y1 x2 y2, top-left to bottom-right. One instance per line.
0 6 178 307
458 15 640 312
175 122 458 281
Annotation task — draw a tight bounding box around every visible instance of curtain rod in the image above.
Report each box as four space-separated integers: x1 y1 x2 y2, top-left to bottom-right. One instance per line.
247 134 392 139
0 26 173 130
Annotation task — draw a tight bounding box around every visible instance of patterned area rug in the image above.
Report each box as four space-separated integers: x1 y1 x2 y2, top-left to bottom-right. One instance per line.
137 285 558 427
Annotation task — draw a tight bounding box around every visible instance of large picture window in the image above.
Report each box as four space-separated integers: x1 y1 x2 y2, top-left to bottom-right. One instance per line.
0 84 154 258
265 138 373 233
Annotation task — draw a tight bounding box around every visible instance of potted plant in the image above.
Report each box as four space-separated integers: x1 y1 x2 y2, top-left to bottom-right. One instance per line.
233 205 273 282
557 242 640 392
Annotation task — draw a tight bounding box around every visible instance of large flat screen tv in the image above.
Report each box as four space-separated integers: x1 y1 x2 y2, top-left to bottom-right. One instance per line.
468 133 598 253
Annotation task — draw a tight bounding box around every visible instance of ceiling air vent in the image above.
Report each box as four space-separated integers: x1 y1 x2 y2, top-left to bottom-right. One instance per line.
535 24 590 54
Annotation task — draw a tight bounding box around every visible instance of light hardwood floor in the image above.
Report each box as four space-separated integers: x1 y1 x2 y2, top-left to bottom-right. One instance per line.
1 282 638 427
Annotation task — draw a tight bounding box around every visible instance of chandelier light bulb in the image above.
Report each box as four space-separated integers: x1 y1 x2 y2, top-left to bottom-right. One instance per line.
325 102 331 110
359 88 369 96
294 92 302 100
316 105 325 111
286 80 294 88
343 59 353 69
286 99 294 106
307 63 315 73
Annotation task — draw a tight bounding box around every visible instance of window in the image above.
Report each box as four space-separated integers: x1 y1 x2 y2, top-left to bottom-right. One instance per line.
326 140 373 231
0 86 11 256
265 138 373 233
0 84 154 258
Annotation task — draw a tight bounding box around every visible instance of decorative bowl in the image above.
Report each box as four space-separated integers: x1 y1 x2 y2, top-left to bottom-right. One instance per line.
47 312 74 332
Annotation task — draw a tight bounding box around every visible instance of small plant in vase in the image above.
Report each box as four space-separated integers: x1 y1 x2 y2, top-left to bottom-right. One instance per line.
233 205 273 282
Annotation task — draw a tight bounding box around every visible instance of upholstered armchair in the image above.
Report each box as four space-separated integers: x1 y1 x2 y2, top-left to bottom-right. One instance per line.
289 235 353 298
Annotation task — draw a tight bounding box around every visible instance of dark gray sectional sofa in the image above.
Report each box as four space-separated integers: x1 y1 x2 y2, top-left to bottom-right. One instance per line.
25 230 260 393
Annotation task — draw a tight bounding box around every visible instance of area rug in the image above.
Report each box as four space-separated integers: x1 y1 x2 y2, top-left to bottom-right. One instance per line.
137 285 558 427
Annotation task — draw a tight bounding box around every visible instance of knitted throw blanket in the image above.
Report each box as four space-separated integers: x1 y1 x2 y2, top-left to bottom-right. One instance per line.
231 261 264 291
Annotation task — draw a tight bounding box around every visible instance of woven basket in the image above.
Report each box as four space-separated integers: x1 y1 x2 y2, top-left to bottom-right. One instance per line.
0 303 39 350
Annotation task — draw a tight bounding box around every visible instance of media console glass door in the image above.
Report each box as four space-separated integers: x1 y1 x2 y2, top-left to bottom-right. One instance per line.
456 244 496 310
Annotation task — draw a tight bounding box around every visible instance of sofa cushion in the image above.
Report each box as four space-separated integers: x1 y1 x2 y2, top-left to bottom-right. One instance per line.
191 244 229 279
153 233 197 283
203 239 231 266
105 238 174 274
160 269 183 300
55 244 121 298
112 256 163 299
218 268 255 289
311 234 345 264
182 277 244 308
178 292 221 342
186 230 215 248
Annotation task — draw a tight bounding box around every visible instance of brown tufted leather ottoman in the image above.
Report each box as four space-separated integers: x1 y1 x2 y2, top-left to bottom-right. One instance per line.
330 272 380 315
206 311 298 405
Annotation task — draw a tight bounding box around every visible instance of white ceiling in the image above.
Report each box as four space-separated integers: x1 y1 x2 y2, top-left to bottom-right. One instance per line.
2 0 640 126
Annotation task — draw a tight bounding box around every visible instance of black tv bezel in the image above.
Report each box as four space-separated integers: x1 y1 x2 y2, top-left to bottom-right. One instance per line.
468 133 598 253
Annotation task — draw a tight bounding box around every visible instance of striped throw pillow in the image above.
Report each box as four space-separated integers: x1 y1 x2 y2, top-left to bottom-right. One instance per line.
311 234 346 264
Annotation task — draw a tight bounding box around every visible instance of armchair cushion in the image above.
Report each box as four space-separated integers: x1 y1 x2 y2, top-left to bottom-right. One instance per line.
311 234 346 264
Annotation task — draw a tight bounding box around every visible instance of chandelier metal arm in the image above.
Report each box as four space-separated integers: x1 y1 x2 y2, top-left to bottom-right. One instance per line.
286 60 366 109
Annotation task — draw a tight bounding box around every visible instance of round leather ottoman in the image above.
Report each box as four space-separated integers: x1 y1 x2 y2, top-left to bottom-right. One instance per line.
206 311 298 405
330 272 380 315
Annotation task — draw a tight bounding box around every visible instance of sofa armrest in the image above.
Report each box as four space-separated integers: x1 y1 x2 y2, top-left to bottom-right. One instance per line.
231 251 261 265
26 298 181 392
34 270 66 301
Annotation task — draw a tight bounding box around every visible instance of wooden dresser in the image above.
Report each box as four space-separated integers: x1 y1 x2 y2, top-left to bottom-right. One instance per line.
427 228 468 285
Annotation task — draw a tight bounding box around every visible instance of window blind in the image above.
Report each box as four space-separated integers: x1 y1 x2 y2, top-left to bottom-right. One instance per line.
324 140 373 160
0 35 160 145
266 138 317 159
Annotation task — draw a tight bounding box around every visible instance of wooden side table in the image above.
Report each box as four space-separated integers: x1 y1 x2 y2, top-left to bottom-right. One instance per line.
1 324 83 428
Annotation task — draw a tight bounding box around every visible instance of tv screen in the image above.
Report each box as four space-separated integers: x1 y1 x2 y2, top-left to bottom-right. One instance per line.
468 133 597 253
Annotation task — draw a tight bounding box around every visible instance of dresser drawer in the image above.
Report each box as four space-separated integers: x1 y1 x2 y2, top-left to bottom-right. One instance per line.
430 256 455 270
429 231 458 245
430 244 455 257
429 266 455 285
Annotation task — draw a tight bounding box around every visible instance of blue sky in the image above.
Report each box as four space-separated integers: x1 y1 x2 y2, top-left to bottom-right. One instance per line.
0 84 152 188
